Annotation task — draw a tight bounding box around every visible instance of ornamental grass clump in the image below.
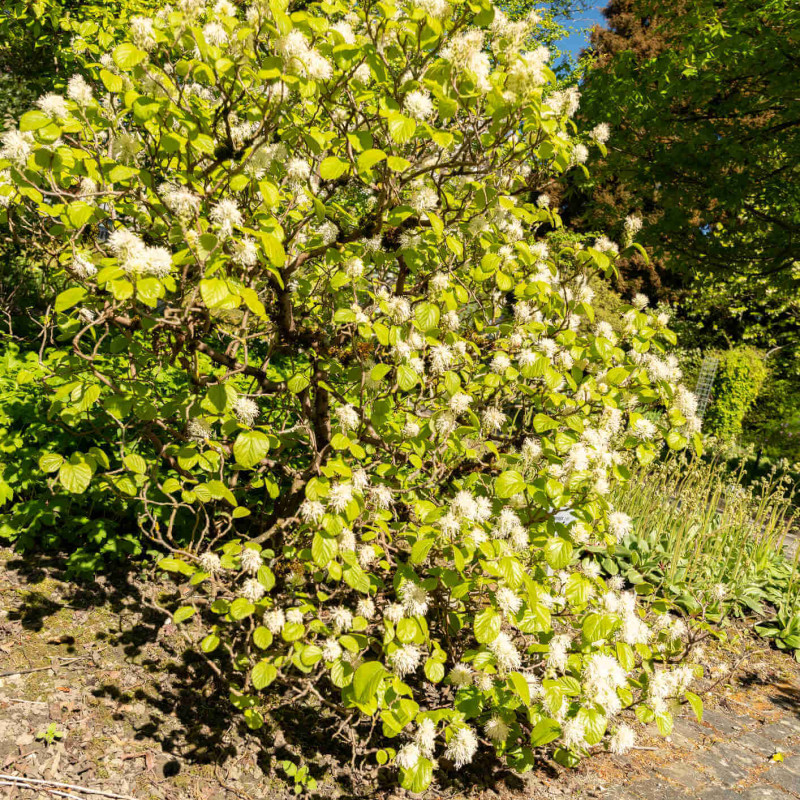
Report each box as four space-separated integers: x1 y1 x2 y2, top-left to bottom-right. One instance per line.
0 0 704 790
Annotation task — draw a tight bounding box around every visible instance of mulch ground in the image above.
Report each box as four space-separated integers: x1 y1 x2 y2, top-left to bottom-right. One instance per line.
2 547 800 800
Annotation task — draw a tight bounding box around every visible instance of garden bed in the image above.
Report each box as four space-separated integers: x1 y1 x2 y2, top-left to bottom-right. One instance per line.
2 548 800 800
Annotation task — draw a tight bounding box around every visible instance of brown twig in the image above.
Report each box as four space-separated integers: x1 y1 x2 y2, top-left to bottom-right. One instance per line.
0 774 137 800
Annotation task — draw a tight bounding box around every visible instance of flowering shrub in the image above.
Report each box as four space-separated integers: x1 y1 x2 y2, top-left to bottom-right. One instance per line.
0 0 705 790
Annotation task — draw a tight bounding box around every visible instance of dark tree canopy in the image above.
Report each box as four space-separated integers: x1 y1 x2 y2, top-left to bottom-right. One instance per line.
570 0 800 351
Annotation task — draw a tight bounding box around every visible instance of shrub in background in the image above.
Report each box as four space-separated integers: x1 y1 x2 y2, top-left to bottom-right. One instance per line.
1 0 704 790
703 347 767 442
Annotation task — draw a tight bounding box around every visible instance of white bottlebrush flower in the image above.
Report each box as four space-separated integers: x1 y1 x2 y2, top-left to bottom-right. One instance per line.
413 0 451 17
67 74 93 106
203 21 228 46
562 717 587 751
384 603 405 623
451 489 478 520
626 217 644 239
356 597 376 619
210 198 243 237
337 528 356 552
496 587 522 615
449 662 473 687
632 417 658 440
352 63 372 85
286 157 311 181
594 236 619 255
371 485 393 510
199 552 221 573
712 583 728 601
234 396 259 426
572 143 589 164
415 718 437 756
0 129 34 168
232 237 259 268
608 511 632 541
400 582 429 616
286 608 304 625
490 632 521 672
359 544 378 569
403 419 421 438
484 716 510 743
391 644 422 677
441 29 491 92
408 182 439 214
395 743 421 770
322 637 343 661
241 578 266 603
609 724 636 754
482 407 506 432
352 469 369 493
186 417 212 442
71 253 97 279
161 183 200 220
331 605 353 632
299 499 325 523
36 93 69 120
444 725 478 769
547 634 571 672
131 16 157 49
264 608 286 634
240 547 263 575
592 122 611 143
404 89 435 121
335 404 360 431
491 353 511 373
328 482 354 512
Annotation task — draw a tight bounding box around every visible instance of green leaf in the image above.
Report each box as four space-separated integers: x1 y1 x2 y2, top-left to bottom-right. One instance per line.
685 691 703 722
495 470 525 499
253 626 274 649
399 757 433 793
158 557 194 575
357 148 386 173
113 43 147 70
19 110 51 132
58 459 92 494
388 113 416 143
173 606 195 624
200 278 230 308
352 661 386 704
533 413 559 432
474 608 501 644
123 453 148 474
55 287 87 313
424 658 445 683
387 156 411 172
200 634 220 652
233 430 270 468
39 453 63 473
508 672 531 706
530 718 561 746
252 660 278 689
397 364 419 391
544 537 573 569
230 598 255 620
320 156 348 180
260 233 286 267
415 302 440 331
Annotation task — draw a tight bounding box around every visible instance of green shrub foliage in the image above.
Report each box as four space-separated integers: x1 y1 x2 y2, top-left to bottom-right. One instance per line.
0 0 704 788
704 347 767 442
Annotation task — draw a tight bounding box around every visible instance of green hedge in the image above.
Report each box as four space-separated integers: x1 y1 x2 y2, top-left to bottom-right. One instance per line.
704 347 768 441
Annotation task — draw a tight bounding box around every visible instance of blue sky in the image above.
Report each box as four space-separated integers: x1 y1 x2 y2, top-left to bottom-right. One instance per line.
557 3 606 61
